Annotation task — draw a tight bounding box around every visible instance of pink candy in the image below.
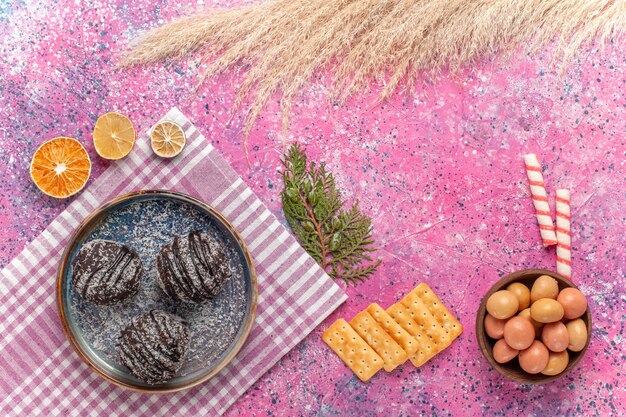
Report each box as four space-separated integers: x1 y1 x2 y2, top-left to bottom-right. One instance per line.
555 189 572 279
523 154 557 247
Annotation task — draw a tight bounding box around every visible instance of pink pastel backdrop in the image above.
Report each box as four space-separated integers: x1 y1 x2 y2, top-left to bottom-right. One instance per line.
1 0 624 415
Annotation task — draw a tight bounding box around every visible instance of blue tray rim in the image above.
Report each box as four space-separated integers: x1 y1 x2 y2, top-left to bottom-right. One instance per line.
56 189 258 394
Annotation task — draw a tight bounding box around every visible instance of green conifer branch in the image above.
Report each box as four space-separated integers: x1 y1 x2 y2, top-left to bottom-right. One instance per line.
280 144 381 285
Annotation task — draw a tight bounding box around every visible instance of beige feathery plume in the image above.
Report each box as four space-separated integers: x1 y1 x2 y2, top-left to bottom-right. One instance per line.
121 0 626 145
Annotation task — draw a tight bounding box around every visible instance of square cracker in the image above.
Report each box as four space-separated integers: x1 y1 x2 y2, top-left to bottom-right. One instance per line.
386 303 438 367
349 310 408 372
401 291 451 347
322 319 384 382
405 283 463 342
401 283 463 346
366 303 419 356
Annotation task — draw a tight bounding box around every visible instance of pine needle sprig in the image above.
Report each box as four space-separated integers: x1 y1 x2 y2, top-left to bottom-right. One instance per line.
281 144 381 285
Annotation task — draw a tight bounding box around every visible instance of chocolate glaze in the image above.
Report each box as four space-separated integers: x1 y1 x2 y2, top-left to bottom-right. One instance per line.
118 310 189 385
156 230 232 303
72 240 142 305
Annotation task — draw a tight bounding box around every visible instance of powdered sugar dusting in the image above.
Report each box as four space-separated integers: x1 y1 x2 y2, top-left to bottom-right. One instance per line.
157 231 232 302
119 310 189 384
72 240 142 304
67 197 249 384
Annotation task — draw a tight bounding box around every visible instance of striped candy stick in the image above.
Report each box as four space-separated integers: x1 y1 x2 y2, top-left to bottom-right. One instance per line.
523 154 557 247
555 189 572 279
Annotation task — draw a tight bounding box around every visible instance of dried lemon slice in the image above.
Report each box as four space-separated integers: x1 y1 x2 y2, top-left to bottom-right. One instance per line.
30 137 91 198
150 121 186 158
93 112 136 160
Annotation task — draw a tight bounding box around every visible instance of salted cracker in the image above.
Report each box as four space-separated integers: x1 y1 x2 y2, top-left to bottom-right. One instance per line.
400 291 451 347
322 319 384 382
407 283 463 342
386 303 437 367
349 310 407 372
366 303 419 356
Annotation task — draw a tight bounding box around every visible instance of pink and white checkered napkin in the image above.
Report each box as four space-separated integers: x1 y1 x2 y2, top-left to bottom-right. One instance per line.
0 108 347 416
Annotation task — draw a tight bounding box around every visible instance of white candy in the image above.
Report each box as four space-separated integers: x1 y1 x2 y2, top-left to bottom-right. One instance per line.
555 189 572 279
523 154 557 247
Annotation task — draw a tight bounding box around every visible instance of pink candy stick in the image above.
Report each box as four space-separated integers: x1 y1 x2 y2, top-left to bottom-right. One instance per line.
555 189 572 279
523 154 557 247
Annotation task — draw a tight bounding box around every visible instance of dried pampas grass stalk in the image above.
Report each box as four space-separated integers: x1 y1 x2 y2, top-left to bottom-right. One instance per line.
121 0 626 145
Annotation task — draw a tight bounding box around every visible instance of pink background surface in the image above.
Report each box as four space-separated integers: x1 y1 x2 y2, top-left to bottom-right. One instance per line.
1 1 625 416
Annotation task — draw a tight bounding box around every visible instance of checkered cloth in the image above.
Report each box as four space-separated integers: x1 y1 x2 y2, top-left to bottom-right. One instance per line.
0 108 347 416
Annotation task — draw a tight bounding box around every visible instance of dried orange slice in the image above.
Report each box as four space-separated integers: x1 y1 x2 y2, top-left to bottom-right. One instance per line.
30 137 91 198
150 121 186 158
93 112 136 160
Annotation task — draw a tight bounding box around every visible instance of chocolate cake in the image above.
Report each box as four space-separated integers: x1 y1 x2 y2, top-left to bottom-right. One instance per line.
156 230 232 303
118 310 189 385
72 240 142 305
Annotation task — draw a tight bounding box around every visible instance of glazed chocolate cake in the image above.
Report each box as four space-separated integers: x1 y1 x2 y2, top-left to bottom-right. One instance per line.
118 310 189 385
72 240 142 305
156 230 232 303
